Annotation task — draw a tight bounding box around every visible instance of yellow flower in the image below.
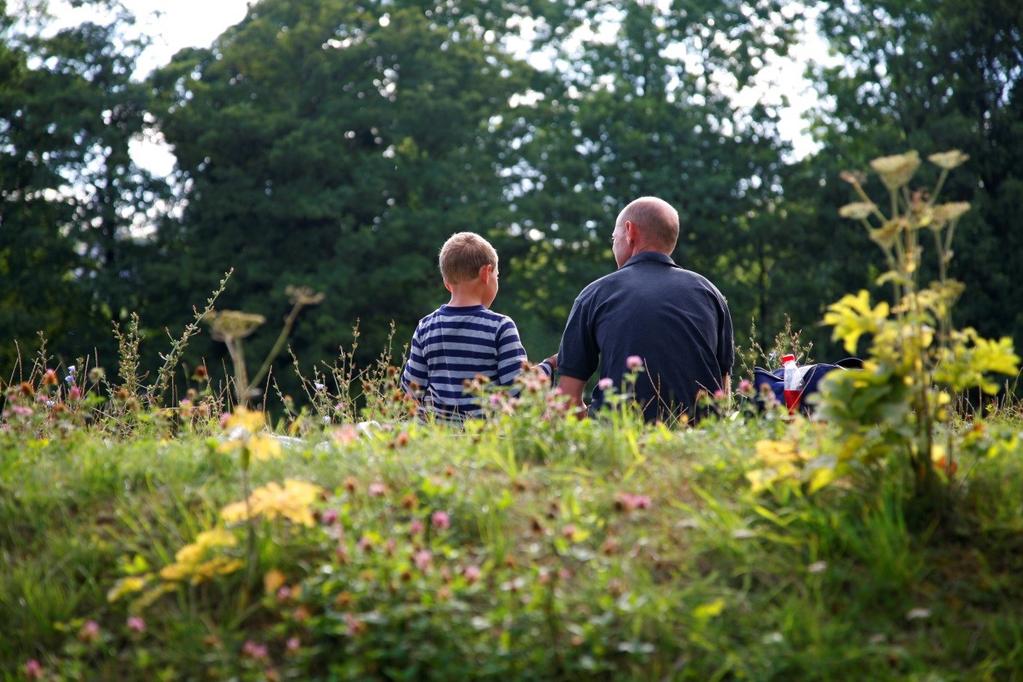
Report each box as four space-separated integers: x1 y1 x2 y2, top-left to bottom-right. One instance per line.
932 202 970 225
107 576 148 602
221 479 324 527
225 406 266 433
755 439 800 467
264 569 287 595
928 149 969 170
159 528 239 583
838 202 877 220
247 433 283 461
870 151 920 190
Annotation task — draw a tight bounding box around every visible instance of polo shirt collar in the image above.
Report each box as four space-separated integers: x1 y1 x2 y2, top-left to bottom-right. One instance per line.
622 251 677 268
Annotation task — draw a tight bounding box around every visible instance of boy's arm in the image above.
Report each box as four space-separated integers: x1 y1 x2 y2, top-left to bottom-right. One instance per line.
400 327 429 403
495 319 530 386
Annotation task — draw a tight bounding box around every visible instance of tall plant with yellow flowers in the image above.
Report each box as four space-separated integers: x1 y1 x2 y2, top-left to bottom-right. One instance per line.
817 150 1018 509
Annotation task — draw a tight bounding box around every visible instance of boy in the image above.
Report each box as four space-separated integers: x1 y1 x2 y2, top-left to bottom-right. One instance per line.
401 232 556 422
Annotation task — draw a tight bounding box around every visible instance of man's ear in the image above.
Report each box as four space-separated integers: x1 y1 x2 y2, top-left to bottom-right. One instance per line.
624 220 640 244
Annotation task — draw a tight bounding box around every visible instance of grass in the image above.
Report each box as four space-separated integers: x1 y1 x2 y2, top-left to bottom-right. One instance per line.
2 399 1023 680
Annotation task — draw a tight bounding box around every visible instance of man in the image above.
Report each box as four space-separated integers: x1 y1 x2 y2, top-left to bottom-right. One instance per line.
555 196 734 422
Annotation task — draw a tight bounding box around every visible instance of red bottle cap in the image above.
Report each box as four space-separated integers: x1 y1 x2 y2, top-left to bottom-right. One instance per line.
780 354 796 364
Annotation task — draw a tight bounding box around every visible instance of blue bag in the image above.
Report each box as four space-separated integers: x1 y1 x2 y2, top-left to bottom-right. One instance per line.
752 358 862 414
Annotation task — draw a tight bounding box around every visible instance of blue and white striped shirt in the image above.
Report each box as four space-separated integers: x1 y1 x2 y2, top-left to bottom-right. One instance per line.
401 305 551 420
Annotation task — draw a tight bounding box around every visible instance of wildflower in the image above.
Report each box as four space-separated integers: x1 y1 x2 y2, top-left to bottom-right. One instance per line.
68 386 82 401
221 480 324 527
345 613 365 637
400 493 418 510
246 434 283 461
597 377 614 391
808 561 828 574
314 382 326 392
614 492 652 512
626 355 644 370
928 149 969 170
343 476 359 493
179 398 193 418
264 569 287 595
276 586 292 602
242 640 269 661
79 619 101 643
286 637 301 653
223 406 266 434
738 379 754 396
839 170 866 186
464 565 481 584
107 575 147 602
561 524 577 539
358 535 375 552
906 607 931 621
368 482 388 497
321 508 339 525
41 369 58 387
19 381 34 397
414 549 433 571
24 659 43 680
409 519 424 536
393 431 410 448
869 150 920 190
127 616 146 633
932 202 970 226
88 367 105 384
431 510 451 530
11 405 32 418
159 528 242 584
713 389 726 400
838 202 877 220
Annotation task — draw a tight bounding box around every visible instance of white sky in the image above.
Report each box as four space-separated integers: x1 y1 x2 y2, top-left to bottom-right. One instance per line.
41 0 830 176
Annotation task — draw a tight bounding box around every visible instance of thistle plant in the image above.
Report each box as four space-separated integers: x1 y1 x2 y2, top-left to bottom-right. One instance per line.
819 149 1018 509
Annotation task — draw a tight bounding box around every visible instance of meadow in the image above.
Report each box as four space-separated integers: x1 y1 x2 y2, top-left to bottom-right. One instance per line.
2 363 1023 680
4 150 1023 680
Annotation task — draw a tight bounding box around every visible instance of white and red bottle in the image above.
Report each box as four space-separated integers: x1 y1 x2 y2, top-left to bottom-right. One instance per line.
781 354 800 413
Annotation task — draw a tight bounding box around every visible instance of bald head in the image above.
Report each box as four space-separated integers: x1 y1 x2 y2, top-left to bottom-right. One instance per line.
616 197 679 254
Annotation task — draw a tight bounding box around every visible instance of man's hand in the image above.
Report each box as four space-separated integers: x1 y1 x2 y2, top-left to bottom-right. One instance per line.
544 354 559 371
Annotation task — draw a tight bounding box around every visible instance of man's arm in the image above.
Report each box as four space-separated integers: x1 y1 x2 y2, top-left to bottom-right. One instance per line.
556 375 588 418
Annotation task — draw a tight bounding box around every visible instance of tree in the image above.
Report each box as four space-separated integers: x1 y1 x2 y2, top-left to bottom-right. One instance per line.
0 0 162 372
496 0 801 358
145 0 559 390
796 0 1023 352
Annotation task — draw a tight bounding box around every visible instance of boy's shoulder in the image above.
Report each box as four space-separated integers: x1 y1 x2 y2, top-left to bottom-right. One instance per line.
420 305 514 325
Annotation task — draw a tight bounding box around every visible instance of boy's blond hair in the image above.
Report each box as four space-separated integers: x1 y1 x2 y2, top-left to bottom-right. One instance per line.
439 232 498 284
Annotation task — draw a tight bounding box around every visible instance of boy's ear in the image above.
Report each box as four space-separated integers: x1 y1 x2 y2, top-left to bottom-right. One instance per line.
478 264 493 281
443 279 454 293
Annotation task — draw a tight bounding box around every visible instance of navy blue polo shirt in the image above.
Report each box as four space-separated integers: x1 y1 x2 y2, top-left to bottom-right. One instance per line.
557 251 734 422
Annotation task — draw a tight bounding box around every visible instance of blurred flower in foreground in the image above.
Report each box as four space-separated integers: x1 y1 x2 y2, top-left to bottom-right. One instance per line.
221 479 325 527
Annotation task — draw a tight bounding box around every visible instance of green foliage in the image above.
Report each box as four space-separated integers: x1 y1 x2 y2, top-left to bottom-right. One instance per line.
0 1 166 371
3 381 1023 678
816 150 1018 508
800 0 1023 354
